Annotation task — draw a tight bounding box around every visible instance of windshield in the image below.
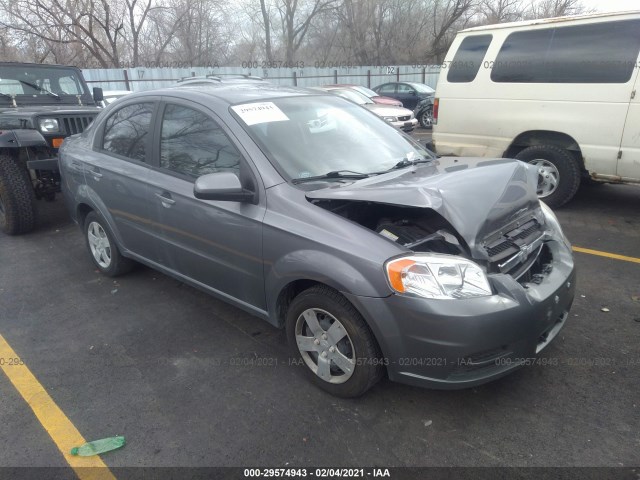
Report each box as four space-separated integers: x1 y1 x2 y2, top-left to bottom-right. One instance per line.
0 65 90 103
352 86 379 98
408 83 435 94
232 96 433 182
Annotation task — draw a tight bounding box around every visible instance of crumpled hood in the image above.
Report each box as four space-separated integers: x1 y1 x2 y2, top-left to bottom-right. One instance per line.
306 158 541 256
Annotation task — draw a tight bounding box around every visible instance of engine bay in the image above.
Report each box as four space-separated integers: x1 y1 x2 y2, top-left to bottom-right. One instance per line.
310 199 468 256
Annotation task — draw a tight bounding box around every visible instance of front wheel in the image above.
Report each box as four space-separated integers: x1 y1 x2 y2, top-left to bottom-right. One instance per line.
83 211 134 276
419 106 433 129
0 153 37 235
286 286 383 397
514 145 581 208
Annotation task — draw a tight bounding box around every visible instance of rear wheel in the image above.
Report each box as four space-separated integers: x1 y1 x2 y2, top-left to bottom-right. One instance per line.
286 285 383 397
514 145 581 208
0 153 37 235
83 211 134 276
419 106 433 129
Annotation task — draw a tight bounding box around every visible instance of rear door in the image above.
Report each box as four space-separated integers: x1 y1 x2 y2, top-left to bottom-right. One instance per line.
618 64 640 180
145 99 267 311
395 83 420 109
84 99 159 259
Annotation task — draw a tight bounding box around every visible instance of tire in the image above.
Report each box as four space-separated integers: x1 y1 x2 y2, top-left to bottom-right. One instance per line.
83 211 134 277
286 285 383 397
419 106 433 129
514 145 581 209
0 153 37 235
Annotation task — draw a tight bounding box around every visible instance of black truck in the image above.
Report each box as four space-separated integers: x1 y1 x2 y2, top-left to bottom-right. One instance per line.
0 62 103 235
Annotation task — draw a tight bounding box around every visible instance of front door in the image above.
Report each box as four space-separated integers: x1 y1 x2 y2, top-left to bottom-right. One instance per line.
146 101 266 311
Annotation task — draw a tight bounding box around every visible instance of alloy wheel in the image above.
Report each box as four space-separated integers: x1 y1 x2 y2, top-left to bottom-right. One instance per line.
295 308 356 384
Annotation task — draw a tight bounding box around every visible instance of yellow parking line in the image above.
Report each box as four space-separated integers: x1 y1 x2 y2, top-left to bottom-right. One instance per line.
0 333 116 480
573 246 640 264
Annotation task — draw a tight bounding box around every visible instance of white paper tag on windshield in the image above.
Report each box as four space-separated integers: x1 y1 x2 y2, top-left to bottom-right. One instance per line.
232 102 289 125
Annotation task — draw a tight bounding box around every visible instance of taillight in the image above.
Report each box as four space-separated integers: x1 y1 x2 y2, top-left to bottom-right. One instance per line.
433 98 439 125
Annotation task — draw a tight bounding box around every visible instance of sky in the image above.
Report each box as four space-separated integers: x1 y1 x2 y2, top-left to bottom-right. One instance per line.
580 0 639 13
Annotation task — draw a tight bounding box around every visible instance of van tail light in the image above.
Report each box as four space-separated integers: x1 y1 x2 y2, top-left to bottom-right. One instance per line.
432 98 439 125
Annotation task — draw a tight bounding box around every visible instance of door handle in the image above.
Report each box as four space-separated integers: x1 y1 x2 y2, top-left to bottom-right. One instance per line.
155 192 175 207
89 166 103 179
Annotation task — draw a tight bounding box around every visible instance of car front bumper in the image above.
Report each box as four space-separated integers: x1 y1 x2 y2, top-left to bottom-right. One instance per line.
391 118 418 132
344 239 576 389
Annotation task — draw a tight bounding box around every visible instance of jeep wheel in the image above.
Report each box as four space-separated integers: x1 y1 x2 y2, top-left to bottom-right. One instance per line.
514 145 581 208
0 153 37 235
84 211 134 276
286 285 383 397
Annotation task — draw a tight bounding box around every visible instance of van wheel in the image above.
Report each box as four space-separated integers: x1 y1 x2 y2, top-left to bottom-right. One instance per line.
286 285 383 397
515 145 580 208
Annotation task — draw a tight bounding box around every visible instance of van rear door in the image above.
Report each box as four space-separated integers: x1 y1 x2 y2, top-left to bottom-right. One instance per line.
618 64 640 181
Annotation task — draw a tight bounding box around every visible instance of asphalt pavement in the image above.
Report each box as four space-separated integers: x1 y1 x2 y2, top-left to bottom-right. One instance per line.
0 136 638 475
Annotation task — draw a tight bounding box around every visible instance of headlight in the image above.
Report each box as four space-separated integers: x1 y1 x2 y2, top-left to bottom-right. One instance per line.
540 201 571 248
382 116 397 122
39 118 60 133
386 254 492 299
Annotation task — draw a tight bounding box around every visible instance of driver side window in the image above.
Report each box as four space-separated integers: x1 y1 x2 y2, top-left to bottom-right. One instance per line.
160 104 241 179
378 84 396 93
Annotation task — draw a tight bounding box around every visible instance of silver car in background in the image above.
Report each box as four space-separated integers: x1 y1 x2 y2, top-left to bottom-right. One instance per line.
318 87 418 132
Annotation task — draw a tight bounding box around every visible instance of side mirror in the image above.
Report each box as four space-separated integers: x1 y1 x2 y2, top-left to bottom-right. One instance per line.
194 172 256 203
409 90 417 96
93 87 104 103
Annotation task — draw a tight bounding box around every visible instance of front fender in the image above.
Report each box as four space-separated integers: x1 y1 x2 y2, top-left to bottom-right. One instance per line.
0 130 49 148
265 249 389 319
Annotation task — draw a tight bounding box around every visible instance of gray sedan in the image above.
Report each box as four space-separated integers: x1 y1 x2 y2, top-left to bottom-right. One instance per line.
59 82 575 397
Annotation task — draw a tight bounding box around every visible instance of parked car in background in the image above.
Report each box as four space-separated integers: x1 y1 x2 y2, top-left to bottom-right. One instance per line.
59 82 575 397
323 84 403 107
318 86 417 132
414 97 435 129
373 82 435 110
433 10 640 208
98 90 132 108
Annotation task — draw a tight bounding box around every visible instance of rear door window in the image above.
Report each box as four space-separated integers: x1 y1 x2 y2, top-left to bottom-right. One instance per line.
491 19 640 83
101 102 154 162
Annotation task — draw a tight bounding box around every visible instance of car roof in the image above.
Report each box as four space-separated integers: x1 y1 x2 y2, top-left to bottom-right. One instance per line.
131 82 325 106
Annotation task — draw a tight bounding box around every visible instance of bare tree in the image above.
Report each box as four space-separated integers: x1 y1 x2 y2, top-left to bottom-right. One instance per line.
525 0 591 18
261 0 339 64
478 0 522 23
429 0 476 63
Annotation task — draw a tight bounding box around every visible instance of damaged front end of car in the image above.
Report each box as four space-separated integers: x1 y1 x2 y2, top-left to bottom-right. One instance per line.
305 158 575 388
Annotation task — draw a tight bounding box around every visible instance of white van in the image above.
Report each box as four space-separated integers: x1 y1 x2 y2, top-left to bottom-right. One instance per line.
432 11 640 207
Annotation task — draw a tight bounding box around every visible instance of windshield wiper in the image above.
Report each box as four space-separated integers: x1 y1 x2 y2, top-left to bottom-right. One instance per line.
292 170 371 184
18 80 60 99
380 156 434 173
